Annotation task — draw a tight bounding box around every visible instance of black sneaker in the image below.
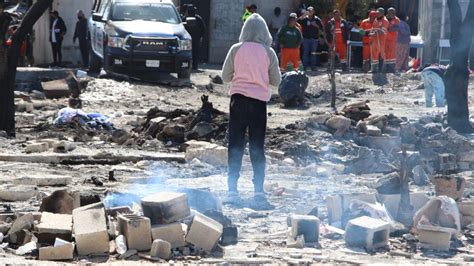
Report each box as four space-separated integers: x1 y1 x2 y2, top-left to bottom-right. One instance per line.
222 191 243 207
248 192 275 211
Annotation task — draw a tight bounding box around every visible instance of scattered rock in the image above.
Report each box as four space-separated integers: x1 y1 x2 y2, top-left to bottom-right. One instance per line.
325 115 351 137
150 239 172 260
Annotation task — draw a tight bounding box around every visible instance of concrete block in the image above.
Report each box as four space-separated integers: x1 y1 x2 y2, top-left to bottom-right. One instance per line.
53 141 76 153
326 195 343 225
13 175 72 186
151 222 186 248
185 213 223 251
458 152 474 162
25 142 49 153
290 215 320 243
221 226 238 246
377 192 430 219
37 139 60 149
417 224 452 251
341 193 377 212
461 215 474 228
458 201 474 217
0 185 38 201
150 239 172 260
434 175 466 200
141 192 191 224
73 206 109 255
458 162 471 171
360 136 401 155
118 214 152 251
345 216 390 250
366 125 382 136
457 201 474 228
439 153 456 166
36 212 72 244
9 229 34 245
41 79 71 99
6 213 34 244
185 141 228 167
39 240 74 261
0 221 11 235
74 202 104 212
325 115 351 136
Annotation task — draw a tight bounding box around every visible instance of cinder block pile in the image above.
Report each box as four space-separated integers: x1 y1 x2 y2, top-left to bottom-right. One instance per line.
3 190 225 262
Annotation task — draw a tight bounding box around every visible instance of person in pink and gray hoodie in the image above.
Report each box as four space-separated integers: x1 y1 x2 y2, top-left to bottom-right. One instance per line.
221 14 281 209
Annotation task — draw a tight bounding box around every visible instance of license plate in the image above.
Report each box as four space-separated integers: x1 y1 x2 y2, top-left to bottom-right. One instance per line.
146 60 160 68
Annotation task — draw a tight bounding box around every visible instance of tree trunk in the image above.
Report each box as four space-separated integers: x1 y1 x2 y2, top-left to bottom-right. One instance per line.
0 0 53 137
445 0 474 133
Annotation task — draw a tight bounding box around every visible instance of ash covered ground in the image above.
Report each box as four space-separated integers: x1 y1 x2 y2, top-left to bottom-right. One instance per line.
2 67 474 264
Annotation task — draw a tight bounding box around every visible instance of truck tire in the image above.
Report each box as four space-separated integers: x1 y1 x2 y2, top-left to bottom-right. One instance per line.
89 50 102 73
178 68 191 79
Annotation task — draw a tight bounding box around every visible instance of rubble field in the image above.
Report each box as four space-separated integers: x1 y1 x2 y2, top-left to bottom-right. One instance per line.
2 67 474 264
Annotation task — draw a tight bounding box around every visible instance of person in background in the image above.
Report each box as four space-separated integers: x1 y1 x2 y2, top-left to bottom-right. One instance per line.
384 7 400 73
269 7 286 56
73 10 89 68
298 6 323 71
370 8 389 73
221 14 281 210
184 5 206 70
50 10 67 67
396 14 411 72
360 11 377 72
326 9 351 71
421 64 447 107
278 13 303 71
242 4 257 23
323 10 334 30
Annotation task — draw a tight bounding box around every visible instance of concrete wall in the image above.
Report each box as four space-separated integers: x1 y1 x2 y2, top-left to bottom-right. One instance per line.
32 0 94 65
32 2 52 65
419 0 470 64
208 0 299 63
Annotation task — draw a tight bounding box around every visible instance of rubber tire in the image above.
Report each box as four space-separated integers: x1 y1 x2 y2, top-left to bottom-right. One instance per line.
89 49 102 73
178 68 191 79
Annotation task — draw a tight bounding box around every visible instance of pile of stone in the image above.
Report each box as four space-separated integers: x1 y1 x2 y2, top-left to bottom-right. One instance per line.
0 191 229 262
322 174 474 253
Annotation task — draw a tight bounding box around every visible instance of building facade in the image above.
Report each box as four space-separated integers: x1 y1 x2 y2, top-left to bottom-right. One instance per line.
207 0 300 63
32 0 94 66
419 0 471 65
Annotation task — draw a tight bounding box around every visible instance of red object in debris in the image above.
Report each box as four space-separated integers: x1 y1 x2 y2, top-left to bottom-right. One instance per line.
412 58 421 70
4 39 27 56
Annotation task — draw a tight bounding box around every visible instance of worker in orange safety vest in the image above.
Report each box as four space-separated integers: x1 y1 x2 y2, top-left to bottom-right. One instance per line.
370 8 389 73
359 11 377 72
326 9 352 71
385 7 400 73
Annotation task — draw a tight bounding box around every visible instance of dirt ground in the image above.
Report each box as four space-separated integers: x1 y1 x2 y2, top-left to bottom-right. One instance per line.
1 66 474 264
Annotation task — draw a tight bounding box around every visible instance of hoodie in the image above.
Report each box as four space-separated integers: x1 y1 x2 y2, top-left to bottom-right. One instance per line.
222 14 281 102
